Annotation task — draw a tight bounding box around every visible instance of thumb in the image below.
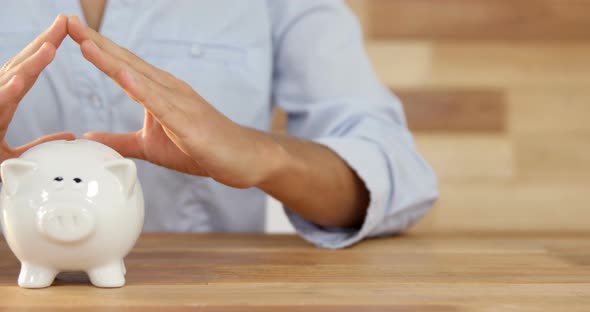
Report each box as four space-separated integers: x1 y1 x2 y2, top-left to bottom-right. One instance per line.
82 131 145 160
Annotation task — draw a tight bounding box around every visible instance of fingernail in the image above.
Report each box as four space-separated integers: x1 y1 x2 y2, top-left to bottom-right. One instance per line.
70 14 80 23
55 14 66 22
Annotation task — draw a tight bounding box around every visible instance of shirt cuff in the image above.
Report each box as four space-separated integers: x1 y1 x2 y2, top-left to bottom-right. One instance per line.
284 137 392 249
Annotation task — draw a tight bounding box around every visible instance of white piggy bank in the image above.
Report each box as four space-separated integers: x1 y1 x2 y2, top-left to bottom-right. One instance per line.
0 139 144 288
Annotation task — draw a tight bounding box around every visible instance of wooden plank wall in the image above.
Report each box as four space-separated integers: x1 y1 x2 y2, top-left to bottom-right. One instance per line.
274 1 590 233
348 0 590 232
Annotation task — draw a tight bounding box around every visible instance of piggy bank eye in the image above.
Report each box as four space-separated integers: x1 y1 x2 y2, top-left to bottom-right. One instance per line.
73 178 83 183
54 176 64 182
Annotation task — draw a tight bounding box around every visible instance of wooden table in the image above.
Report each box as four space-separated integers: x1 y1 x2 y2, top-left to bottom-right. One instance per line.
0 231 588 311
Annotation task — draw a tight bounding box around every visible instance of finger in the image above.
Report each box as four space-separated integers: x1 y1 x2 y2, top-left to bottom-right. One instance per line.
11 132 76 157
1 15 67 72
13 42 56 80
0 75 25 136
80 40 175 120
79 40 129 82
0 42 56 94
143 110 156 132
0 44 56 140
82 131 145 160
68 15 178 88
0 75 25 106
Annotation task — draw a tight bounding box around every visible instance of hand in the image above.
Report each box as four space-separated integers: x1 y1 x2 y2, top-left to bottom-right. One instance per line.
68 15 284 188
67 15 368 227
0 15 75 163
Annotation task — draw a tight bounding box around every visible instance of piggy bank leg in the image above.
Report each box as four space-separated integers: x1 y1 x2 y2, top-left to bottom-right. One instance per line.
18 262 58 288
120 259 127 275
87 260 126 288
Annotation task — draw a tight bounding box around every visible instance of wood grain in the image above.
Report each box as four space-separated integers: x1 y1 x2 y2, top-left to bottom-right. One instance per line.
340 1 590 240
363 0 590 40
397 89 505 132
422 181 590 231
414 134 513 179
0 233 589 310
430 42 590 88
508 89 590 133
515 133 590 179
367 41 590 88
0 307 458 312
365 41 433 88
273 89 506 133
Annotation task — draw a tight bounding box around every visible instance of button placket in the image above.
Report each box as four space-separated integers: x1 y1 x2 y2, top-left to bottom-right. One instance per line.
82 88 110 133
90 95 102 109
190 44 203 57
191 177 212 231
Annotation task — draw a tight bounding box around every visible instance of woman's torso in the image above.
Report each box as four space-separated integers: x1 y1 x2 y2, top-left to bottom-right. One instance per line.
0 0 275 232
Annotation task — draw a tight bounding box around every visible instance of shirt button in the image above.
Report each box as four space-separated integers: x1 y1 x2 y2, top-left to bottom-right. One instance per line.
190 44 203 57
90 95 102 109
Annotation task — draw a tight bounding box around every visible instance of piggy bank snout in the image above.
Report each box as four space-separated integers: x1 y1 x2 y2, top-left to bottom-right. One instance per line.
37 205 96 243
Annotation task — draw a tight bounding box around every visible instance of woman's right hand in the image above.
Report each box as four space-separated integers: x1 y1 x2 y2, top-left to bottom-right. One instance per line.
0 15 75 163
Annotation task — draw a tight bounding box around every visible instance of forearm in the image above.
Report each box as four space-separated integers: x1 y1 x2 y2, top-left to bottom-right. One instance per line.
255 131 369 228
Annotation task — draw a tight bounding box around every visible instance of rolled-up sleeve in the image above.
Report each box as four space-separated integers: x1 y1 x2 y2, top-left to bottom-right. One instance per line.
267 0 438 249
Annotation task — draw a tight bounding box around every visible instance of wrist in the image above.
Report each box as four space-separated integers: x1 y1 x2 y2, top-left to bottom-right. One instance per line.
255 133 303 192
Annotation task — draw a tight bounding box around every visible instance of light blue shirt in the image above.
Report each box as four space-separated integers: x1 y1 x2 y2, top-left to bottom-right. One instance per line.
0 0 438 248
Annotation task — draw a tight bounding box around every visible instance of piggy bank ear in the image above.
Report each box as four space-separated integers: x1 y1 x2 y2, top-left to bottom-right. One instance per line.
1 159 37 197
104 159 137 197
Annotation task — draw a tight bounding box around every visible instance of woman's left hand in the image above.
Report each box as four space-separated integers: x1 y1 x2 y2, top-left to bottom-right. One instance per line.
68 15 285 189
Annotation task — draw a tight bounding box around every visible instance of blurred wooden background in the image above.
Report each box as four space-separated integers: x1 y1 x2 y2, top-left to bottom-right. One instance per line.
270 0 590 233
